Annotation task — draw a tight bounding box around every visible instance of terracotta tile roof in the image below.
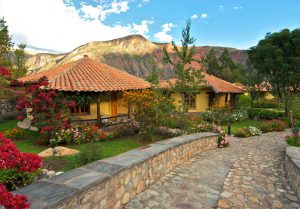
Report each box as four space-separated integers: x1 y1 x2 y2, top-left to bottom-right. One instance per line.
159 73 244 94
19 57 152 92
255 81 272 92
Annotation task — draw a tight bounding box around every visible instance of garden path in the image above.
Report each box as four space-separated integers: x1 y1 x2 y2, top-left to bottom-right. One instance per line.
124 131 300 209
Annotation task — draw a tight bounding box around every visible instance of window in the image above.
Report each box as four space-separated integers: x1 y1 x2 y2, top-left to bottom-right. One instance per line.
208 92 216 107
183 93 196 108
70 103 90 115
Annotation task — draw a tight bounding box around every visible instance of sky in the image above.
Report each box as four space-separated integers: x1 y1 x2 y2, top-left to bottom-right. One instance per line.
0 0 299 53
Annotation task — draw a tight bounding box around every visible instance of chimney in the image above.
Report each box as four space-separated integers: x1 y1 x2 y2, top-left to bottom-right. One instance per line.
83 54 88 58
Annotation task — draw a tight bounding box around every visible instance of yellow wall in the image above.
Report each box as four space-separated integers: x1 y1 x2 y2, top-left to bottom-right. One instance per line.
75 93 128 120
171 91 229 112
265 92 275 100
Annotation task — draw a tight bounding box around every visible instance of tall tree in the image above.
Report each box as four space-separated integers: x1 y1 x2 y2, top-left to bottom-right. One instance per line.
163 19 204 128
249 28 300 116
203 49 221 76
13 44 27 79
0 17 14 68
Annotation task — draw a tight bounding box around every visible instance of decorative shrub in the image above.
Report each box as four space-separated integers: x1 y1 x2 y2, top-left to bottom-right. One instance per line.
235 128 251 138
286 136 300 147
0 184 30 209
55 124 109 144
235 126 262 138
194 122 229 147
76 143 102 166
16 77 75 141
0 133 42 192
3 128 24 140
236 94 251 109
123 90 176 139
249 108 285 120
253 100 278 108
201 108 248 124
112 120 140 138
260 120 288 133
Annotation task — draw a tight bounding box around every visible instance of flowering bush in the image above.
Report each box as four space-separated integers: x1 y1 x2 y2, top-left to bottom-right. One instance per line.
229 110 249 122
112 120 140 138
235 126 262 138
3 128 24 140
194 122 229 147
260 120 288 133
201 108 248 125
54 125 109 144
0 184 30 209
124 90 176 139
16 77 75 141
0 133 42 191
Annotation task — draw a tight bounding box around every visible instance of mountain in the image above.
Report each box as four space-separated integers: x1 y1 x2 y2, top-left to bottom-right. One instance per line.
25 35 248 79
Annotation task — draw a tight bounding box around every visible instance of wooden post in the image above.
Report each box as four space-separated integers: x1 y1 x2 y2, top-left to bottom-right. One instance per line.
96 94 102 127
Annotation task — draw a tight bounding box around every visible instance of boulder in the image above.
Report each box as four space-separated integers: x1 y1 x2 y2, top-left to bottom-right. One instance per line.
38 146 79 158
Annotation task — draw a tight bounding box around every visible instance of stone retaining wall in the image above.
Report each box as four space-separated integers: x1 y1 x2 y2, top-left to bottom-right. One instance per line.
285 146 300 198
15 132 218 209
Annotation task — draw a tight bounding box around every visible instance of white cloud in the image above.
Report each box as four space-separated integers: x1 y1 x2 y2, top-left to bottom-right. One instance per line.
132 20 154 37
138 0 150 8
233 6 243 10
191 14 198 20
191 13 208 20
154 23 176 42
0 0 148 53
219 5 224 11
200 13 208 19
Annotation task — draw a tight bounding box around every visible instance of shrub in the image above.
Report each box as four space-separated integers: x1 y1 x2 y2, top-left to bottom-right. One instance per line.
201 109 248 124
112 120 140 138
236 94 251 109
0 184 30 209
260 120 288 133
235 128 251 138
194 122 229 147
235 126 262 138
4 128 24 140
0 133 42 192
76 143 102 166
249 108 285 120
123 90 176 139
253 100 277 108
55 125 109 144
286 136 300 147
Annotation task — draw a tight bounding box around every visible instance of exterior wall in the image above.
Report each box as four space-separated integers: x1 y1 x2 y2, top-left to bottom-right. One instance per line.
171 91 228 112
74 93 128 120
15 133 218 209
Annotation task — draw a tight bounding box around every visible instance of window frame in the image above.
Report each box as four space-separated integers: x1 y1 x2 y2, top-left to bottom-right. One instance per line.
70 103 90 115
183 93 196 109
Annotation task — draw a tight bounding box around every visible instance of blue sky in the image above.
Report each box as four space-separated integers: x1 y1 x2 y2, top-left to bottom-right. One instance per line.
1 0 299 53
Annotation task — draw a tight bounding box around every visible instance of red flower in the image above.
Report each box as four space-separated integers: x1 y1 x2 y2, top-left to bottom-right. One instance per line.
0 184 30 209
68 101 76 107
17 115 24 121
0 67 12 77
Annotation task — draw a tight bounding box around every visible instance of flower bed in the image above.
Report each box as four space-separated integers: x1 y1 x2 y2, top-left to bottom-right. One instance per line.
260 120 288 133
235 126 262 138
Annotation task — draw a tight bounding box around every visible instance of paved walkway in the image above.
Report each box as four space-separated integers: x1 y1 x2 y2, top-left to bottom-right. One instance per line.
124 131 300 209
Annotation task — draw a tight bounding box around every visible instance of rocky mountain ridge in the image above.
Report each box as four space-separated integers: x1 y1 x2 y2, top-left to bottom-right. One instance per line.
25 35 248 79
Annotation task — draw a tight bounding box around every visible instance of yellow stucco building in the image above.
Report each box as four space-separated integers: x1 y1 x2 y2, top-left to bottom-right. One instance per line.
159 73 245 112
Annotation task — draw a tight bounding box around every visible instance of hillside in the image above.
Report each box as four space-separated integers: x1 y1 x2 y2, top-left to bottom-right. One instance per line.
25 35 248 79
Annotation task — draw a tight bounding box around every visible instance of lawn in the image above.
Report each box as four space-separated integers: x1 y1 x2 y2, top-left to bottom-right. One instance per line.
0 119 157 172
221 119 265 135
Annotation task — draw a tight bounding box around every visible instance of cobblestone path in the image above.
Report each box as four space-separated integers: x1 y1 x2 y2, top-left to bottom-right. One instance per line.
124 131 300 209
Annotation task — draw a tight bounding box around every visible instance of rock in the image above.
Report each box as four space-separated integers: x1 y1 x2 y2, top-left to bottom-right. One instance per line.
218 199 230 208
154 126 182 137
54 146 79 156
272 200 283 208
38 148 55 158
220 191 232 198
38 146 79 157
249 196 259 204
46 170 56 178
17 118 32 129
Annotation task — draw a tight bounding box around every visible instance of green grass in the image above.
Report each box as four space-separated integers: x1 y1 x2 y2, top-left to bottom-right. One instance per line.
222 119 265 135
0 119 19 132
286 136 300 147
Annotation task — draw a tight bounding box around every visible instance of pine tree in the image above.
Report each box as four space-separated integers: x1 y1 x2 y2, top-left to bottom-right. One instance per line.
13 44 27 79
0 17 14 67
